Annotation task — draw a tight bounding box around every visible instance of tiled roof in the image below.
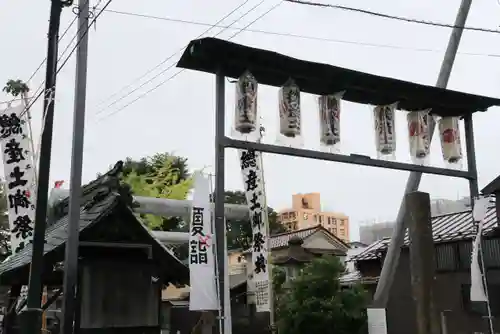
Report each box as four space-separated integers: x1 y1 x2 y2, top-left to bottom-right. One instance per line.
351 204 499 262
350 238 391 261
0 193 118 279
0 161 188 284
270 226 320 248
242 224 349 254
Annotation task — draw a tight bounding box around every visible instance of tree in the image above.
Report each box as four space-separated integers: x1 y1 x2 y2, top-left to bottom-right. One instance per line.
120 153 193 231
3 79 29 97
274 256 368 334
216 190 286 251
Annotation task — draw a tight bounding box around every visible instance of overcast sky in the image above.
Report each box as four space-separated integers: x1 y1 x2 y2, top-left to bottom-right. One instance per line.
2 0 500 241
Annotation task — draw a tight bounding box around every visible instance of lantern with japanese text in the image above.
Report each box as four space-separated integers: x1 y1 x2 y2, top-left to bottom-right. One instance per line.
407 110 431 164
318 92 343 151
278 79 301 139
373 102 397 159
439 117 462 165
234 71 258 135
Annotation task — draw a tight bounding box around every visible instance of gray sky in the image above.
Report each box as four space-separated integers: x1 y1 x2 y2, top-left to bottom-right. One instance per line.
2 0 500 241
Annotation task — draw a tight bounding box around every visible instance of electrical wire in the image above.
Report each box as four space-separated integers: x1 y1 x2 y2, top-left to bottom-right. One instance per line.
285 0 500 34
26 14 79 84
19 0 113 118
92 0 258 116
0 15 78 107
98 9 500 58
95 1 283 123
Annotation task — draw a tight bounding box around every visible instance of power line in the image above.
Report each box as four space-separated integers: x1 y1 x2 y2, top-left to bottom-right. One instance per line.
26 14 79 84
20 0 113 117
91 0 253 113
0 15 79 107
93 1 284 124
93 0 273 120
285 0 500 34
99 8 500 58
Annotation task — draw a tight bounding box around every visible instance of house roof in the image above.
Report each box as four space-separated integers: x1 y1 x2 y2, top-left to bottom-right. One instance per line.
348 241 368 248
351 204 499 262
0 162 189 285
176 37 500 117
242 225 349 255
270 224 349 250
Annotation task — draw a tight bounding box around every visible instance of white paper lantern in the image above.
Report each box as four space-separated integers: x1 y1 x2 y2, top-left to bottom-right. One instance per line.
234 71 258 135
439 117 462 164
318 92 343 148
407 110 431 163
373 103 397 157
278 79 301 138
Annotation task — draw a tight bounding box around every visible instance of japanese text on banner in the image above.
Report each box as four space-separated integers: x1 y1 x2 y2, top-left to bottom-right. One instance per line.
188 172 218 311
0 105 36 254
239 149 270 312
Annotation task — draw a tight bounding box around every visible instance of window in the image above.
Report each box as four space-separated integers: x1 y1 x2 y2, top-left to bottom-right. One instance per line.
461 284 500 316
327 217 331 224
314 215 317 222
319 215 323 223
340 220 344 226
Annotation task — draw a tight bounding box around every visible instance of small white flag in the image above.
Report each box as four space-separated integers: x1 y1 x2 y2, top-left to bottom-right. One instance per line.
470 196 489 302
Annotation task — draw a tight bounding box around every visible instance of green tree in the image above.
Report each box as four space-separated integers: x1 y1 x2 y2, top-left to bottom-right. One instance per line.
215 190 286 250
120 153 193 231
274 256 368 334
3 79 29 97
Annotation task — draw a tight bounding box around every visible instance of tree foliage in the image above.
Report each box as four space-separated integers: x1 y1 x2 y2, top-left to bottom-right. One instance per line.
3 79 29 97
214 190 286 251
274 256 368 334
120 153 286 251
121 153 193 231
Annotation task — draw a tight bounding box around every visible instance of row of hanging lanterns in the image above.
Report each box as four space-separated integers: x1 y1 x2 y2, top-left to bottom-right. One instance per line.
233 71 463 167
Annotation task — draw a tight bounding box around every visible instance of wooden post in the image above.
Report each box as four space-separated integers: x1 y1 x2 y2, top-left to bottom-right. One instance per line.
406 191 441 334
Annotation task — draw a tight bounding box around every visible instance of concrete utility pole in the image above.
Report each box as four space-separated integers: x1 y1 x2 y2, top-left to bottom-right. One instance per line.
373 0 473 307
406 192 441 334
22 0 70 333
61 0 90 333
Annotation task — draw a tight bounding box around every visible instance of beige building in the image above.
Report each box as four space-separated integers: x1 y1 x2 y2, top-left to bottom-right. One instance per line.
278 192 350 242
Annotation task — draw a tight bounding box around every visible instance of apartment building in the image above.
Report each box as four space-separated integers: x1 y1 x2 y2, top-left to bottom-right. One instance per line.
277 192 350 242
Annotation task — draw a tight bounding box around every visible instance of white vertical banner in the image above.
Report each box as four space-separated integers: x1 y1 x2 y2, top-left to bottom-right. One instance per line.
189 172 218 311
238 149 270 312
0 104 36 254
470 196 489 302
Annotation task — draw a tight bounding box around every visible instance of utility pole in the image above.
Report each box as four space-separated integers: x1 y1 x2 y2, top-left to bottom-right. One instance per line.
406 192 441 334
373 0 473 307
21 0 71 333
61 0 90 332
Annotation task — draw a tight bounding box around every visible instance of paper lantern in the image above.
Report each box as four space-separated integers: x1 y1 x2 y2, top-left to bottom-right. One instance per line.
278 79 301 139
373 103 397 158
234 71 258 135
318 92 343 150
439 117 462 165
